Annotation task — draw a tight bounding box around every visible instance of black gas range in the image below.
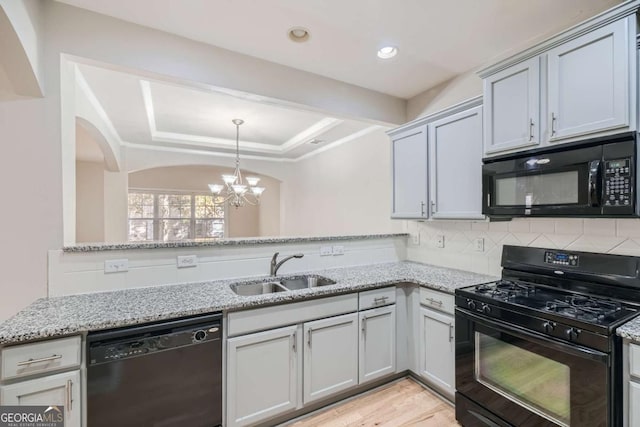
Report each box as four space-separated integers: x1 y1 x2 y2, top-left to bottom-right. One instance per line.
455 245 640 427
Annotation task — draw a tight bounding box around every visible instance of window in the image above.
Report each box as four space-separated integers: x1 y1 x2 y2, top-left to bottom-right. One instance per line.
128 191 225 241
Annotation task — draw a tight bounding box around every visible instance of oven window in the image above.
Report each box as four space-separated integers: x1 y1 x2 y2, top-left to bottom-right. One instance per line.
476 333 570 427
495 170 579 206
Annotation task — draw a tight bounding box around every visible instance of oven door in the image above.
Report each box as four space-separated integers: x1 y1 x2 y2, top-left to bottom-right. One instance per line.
482 144 603 217
455 309 610 427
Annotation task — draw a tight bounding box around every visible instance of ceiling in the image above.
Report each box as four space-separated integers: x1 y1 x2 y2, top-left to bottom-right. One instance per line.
76 63 378 160
57 0 622 99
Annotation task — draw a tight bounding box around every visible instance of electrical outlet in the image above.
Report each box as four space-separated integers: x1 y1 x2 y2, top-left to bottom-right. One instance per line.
411 233 420 245
436 235 445 248
474 238 485 252
177 255 198 268
332 245 345 256
105 259 128 273
320 246 333 256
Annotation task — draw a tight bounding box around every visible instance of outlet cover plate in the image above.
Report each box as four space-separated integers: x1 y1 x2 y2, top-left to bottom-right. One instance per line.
436 235 445 248
105 259 128 273
177 255 198 268
332 245 345 256
474 238 485 252
320 246 333 256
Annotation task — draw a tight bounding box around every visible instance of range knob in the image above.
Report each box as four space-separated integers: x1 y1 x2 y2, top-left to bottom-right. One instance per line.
565 327 581 341
466 299 477 310
542 321 556 334
193 330 207 342
481 303 491 314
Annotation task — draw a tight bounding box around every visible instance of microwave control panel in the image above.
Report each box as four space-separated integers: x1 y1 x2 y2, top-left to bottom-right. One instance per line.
604 158 631 206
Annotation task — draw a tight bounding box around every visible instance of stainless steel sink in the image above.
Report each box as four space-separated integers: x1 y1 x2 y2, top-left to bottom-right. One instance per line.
230 281 288 296
230 275 336 296
279 275 336 291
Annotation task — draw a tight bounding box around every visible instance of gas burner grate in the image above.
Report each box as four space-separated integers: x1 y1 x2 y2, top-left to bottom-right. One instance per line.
545 296 622 321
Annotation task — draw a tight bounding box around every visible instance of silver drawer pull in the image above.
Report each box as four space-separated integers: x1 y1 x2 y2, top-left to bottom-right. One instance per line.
425 297 443 306
374 296 389 304
66 379 73 412
17 354 63 366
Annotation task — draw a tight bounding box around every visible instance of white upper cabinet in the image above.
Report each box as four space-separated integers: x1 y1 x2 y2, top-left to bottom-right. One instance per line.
480 7 638 157
390 125 428 219
429 105 484 219
547 18 631 142
483 57 541 154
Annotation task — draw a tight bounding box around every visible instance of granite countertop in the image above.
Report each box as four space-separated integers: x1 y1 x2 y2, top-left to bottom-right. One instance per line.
62 233 409 252
617 316 640 343
0 261 496 345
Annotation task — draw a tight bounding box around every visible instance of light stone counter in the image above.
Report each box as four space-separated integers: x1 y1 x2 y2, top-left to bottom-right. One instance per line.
0 261 496 345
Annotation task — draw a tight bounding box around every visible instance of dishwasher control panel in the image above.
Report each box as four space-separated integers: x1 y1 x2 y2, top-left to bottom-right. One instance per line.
88 319 221 365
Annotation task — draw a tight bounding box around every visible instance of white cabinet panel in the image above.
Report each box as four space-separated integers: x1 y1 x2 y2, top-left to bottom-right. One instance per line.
359 305 396 384
227 326 299 427
630 381 640 427
419 307 455 400
483 57 540 154
548 18 631 141
429 105 484 219
1 370 81 427
391 125 428 219
303 313 358 404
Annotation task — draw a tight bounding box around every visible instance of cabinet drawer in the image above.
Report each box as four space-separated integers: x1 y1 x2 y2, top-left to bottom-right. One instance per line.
1 336 81 380
630 343 640 379
420 287 454 315
359 287 396 310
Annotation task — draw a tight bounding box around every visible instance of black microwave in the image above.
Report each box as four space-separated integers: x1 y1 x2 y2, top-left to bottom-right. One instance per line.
482 132 637 217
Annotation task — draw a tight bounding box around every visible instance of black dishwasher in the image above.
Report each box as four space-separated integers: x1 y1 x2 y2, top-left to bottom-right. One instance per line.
87 313 222 427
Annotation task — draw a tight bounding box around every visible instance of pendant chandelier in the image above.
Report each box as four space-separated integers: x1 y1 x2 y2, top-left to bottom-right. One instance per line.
208 119 265 208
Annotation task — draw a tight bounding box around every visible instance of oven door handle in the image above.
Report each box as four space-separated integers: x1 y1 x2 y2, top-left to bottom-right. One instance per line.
457 308 609 364
588 160 602 207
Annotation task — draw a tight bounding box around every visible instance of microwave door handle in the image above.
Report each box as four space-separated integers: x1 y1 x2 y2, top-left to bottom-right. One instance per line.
588 160 602 207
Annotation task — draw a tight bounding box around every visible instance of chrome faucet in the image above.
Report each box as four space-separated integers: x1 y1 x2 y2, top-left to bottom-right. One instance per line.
270 252 304 276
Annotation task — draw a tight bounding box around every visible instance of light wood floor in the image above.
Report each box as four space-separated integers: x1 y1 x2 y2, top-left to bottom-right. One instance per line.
288 378 459 427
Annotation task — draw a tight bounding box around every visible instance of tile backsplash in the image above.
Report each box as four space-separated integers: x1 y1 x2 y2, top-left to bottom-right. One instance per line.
405 218 640 277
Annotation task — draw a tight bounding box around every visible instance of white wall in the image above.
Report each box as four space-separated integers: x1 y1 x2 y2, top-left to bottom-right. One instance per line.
406 218 640 277
0 0 43 98
0 98 55 320
407 70 482 121
282 129 403 236
76 160 105 242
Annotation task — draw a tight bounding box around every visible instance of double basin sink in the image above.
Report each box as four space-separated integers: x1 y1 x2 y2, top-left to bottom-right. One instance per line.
231 275 336 296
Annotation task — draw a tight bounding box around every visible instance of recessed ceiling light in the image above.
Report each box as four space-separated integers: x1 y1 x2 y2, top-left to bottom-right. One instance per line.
377 46 398 59
288 27 310 43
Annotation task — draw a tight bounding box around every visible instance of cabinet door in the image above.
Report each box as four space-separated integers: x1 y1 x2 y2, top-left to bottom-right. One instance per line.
227 326 299 427
359 305 396 384
547 18 631 141
303 313 358 404
483 56 540 154
390 125 429 219
0 370 81 427
429 105 484 219
419 307 455 400
630 381 640 427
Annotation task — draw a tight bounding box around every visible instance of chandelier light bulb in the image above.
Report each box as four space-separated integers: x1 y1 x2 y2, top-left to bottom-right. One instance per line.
246 176 261 187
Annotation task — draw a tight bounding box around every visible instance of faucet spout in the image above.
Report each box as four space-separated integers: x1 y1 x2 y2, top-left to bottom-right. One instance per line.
270 252 304 276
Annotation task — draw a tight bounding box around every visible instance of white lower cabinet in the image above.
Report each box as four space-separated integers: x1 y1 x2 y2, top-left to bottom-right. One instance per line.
227 326 299 427
629 381 640 426
419 306 455 400
0 370 81 427
359 305 396 384
303 313 359 404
